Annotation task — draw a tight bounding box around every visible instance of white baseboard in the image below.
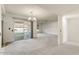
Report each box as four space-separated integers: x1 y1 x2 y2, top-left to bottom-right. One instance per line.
64 41 79 46
44 32 58 35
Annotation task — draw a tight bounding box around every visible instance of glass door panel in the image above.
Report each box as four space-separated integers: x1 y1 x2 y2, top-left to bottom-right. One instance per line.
24 21 31 39
14 20 31 41
14 23 24 41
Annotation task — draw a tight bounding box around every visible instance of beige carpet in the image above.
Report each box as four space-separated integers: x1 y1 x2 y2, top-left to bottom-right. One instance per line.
0 34 79 55
1 34 58 55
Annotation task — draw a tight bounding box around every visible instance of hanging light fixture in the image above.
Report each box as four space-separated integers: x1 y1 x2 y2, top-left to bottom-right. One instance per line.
28 11 37 21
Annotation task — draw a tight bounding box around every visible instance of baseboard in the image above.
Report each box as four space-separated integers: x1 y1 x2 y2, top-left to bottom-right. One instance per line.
3 41 13 47
44 32 58 35
64 41 79 46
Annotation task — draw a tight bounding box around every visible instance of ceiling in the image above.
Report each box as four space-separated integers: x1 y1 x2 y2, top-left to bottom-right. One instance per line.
4 4 79 21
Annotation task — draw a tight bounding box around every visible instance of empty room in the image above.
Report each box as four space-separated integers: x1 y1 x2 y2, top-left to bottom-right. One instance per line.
0 4 79 55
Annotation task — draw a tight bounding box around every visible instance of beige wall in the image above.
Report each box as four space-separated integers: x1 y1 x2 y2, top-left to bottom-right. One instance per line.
67 17 79 43
0 5 2 47
3 15 15 43
40 20 58 35
58 15 63 45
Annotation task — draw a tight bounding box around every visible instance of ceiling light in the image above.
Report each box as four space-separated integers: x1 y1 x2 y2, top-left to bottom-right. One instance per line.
27 11 37 21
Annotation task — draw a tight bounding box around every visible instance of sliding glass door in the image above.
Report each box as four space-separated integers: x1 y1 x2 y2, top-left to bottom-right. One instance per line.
14 20 31 41
23 21 31 40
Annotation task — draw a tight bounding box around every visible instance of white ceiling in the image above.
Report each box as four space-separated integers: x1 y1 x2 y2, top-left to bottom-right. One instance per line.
4 4 79 21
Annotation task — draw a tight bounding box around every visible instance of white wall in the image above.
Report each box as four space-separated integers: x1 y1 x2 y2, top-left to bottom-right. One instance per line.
67 17 79 43
60 14 79 46
39 20 58 35
3 15 15 43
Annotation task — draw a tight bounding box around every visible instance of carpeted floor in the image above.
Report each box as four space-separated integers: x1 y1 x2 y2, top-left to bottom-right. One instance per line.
0 34 79 55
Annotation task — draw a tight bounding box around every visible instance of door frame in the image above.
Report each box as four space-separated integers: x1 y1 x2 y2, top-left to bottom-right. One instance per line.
62 16 68 43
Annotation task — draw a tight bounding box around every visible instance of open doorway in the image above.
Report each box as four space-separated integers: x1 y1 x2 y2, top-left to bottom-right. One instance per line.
62 15 79 45
36 15 58 46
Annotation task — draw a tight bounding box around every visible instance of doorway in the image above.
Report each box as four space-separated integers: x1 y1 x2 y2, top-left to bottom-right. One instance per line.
62 15 79 45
